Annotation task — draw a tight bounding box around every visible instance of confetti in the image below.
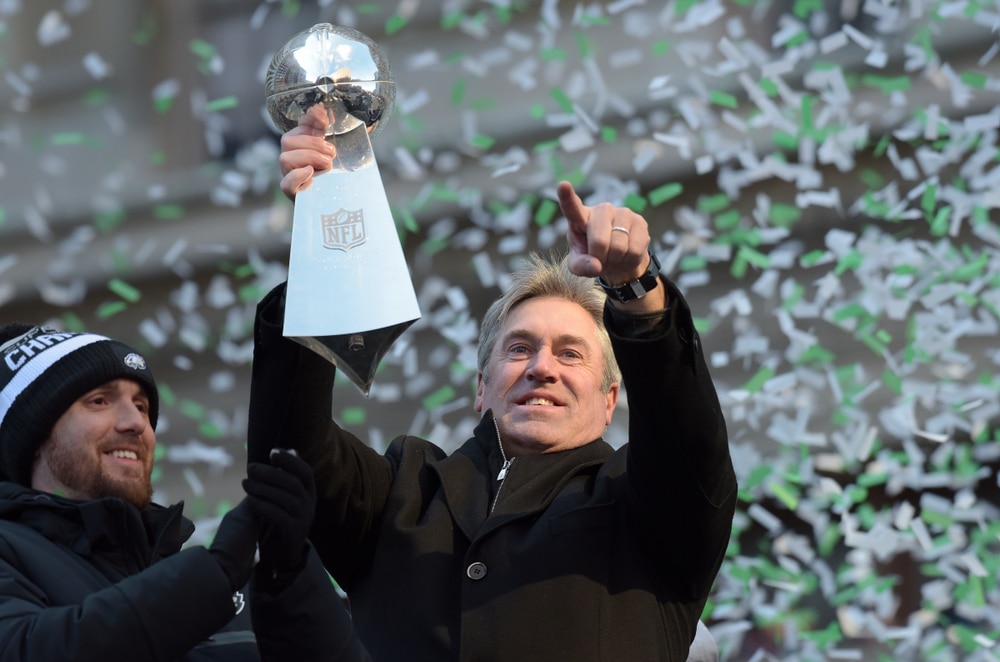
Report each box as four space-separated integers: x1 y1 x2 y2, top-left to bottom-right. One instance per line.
4 3 1000 658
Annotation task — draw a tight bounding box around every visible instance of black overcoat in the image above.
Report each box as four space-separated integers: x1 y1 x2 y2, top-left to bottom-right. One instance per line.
0 482 363 661
250 279 737 661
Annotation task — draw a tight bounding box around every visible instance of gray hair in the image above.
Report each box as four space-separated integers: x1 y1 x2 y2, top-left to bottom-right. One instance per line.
477 253 621 391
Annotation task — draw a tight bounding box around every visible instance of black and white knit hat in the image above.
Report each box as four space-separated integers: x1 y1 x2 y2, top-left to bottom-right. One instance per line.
0 326 159 486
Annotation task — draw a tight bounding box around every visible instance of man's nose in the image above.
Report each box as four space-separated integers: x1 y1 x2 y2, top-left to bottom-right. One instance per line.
116 401 149 434
526 350 558 382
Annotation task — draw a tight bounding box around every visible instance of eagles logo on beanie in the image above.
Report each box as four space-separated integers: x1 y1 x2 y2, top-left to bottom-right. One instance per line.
0 326 159 486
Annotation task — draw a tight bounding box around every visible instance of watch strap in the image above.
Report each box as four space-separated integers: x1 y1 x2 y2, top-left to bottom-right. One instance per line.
598 250 661 303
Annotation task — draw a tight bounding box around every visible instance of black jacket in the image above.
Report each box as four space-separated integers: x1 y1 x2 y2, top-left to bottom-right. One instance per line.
250 279 737 661
0 481 367 661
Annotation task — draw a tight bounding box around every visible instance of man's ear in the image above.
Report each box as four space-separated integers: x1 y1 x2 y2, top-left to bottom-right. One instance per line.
604 382 619 425
474 372 485 412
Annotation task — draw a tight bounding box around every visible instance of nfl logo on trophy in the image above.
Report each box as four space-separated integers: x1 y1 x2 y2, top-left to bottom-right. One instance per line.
322 209 366 252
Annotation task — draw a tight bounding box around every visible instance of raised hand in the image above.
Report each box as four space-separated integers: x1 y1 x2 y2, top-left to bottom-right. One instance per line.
242 449 316 586
277 101 345 200
557 181 666 310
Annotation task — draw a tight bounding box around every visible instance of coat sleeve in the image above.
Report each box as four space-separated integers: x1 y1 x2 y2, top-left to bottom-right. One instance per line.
0 545 245 662
248 283 395 589
608 277 737 601
251 544 370 662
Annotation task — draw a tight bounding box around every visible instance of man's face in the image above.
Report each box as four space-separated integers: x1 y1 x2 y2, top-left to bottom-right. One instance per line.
31 379 156 509
475 296 618 455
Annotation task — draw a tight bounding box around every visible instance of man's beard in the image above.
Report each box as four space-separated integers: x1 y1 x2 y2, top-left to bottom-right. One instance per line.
41 441 153 510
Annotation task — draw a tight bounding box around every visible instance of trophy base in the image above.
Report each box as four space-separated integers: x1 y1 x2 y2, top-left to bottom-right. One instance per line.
288 319 417 397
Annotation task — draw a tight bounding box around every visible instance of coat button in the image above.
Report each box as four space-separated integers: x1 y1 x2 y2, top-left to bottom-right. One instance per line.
466 562 487 580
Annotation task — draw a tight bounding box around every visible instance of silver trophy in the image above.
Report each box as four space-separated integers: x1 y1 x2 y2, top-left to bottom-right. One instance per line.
265 23 420 396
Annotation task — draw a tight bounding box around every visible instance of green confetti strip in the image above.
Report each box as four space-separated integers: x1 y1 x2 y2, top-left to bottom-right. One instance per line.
340 407 367 426
386 14 407 35
861 74 911 94
534 198 558 227
833 250 863 276
793 0 824 19
83 88 109 106
768 481 799 510
539 47 567 62
50 132 99 147
744 366 775 393
179 399 206 420
60 312 86 332
709 90 738 109
154 96 174 114
420 235 449 255
96 302 127 319
959 71 987 89
189 39 216 59
680 255 707 271
153 204 184 219
549 87 574 113
198 421 222 439
133 14 157 45
470 134 495 150
450 79 466 106
204 96 238 112
674 0 699 14
108 278 141 303
623 192 647 213
422 385 456 410
768 203 801 227
4 5 998 660
280 0 301 17
648 182 683 206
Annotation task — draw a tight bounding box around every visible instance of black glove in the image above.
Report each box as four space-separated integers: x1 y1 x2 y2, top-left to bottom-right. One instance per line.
242 448 316 585
208 498 259 591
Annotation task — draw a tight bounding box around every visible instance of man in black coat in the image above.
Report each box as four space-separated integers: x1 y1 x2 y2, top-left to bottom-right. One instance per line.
0 323 369 661
248 121 736 661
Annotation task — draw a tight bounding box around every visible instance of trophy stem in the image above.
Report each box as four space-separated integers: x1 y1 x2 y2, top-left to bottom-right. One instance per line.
326 124 375 172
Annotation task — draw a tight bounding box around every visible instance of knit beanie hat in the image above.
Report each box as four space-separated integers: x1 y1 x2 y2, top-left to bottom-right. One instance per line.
0 326 159 486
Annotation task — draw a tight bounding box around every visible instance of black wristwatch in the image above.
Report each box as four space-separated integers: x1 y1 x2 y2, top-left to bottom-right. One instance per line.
598 250 661 303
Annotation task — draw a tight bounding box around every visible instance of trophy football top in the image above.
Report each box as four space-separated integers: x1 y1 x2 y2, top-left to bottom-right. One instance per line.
265 23 395 137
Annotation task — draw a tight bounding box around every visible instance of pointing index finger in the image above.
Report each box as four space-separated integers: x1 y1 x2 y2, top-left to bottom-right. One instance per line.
557 181 589 233
557 181 603 278
558 180 591 260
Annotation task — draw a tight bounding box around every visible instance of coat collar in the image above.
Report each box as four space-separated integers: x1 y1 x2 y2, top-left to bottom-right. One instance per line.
0 481 192 561
431 411 613 541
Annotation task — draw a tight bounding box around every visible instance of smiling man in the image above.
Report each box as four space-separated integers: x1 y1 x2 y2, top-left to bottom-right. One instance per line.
31 376 155 509
0 324 369 661
249 128 738 662
475 294 620 458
